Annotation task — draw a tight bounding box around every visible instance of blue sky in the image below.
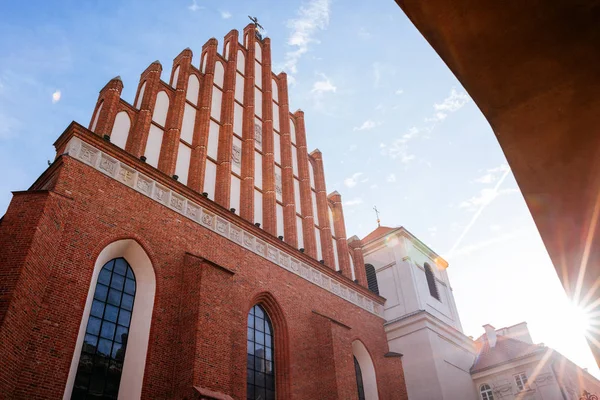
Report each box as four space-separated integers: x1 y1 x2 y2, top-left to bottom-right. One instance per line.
1 0 597 377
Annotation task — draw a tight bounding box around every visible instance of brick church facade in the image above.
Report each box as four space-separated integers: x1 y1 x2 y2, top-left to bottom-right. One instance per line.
0 24 407 399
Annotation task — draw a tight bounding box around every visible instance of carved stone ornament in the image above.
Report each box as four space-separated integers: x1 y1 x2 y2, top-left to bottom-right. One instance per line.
301 265 310 279
332 282 340 295
99 155 117 176
244 233 254 248
136 176 152 195
232 145 242 167
118 166 135 186
170 194 185 212
216 218 229 235
230 227 243 244
255 240 266 256
290 259 300 272
153 185 169 204
268 246 278 262
340 286 348 299
79 143 99 165
186 203 200 220
312 270 321 285
201 211 214 228
349 290 357 303
275 173 282 197
254 123 262 147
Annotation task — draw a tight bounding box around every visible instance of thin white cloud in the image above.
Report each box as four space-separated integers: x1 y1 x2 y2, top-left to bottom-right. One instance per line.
474 173 494 184
344 172 365 188
311 73 336 94
348 144 357 151
283 0 331 76
380 126 420 164
52 90 61 104
435 88 469 112
428 88 469 122
459 187 518 210
474 164 510 184
353 119 380 131
446 167 514 259
448 229 527 258
343 197 363 207
220 10 232 19
310 73 337 113
370 184 378 189
386 173 396 183
395 89 404 95
188 0 203 12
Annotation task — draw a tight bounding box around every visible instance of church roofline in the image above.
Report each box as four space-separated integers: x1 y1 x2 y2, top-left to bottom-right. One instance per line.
362 225 449 269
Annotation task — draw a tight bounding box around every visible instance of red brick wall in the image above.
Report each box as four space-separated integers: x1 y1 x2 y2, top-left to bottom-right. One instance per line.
0 154 407 399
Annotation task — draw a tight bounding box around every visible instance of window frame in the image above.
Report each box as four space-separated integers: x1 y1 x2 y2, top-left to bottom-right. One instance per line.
365 264 380 295
247 304 275 400
354 355 366 400
514 372 528 391
424 262 441 301
71 258 137 400
479 383 494 400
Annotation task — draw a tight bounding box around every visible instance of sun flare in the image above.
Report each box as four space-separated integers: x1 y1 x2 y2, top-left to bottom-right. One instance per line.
567 301 592 337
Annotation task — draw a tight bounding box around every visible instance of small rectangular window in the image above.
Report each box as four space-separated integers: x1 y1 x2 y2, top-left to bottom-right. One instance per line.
514 373 528 391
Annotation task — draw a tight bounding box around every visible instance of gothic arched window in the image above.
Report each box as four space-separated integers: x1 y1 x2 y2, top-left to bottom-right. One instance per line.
71 258 136 400
424 262 440 300
354 356 366 400
480 384 494 400
247 304 275 400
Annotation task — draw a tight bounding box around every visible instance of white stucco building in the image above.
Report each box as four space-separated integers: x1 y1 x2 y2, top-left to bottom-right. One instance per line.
472 323 600 400
360 225 600 400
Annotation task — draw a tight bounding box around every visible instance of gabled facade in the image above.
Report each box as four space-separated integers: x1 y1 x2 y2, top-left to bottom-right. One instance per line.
472 323 600 400
0 25 407 400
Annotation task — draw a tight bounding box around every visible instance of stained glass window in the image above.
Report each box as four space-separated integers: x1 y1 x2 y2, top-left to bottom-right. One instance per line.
71 258 136 400
247 304 275 400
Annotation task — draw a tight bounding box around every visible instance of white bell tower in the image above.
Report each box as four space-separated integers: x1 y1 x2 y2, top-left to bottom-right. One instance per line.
361 225 478 400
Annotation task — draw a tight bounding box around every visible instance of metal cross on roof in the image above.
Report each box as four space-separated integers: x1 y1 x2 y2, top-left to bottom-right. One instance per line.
373 206 381 227
248 16 264 31
248 16 264 40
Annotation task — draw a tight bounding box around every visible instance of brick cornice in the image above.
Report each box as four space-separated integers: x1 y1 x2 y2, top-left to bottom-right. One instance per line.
52 122 386 312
